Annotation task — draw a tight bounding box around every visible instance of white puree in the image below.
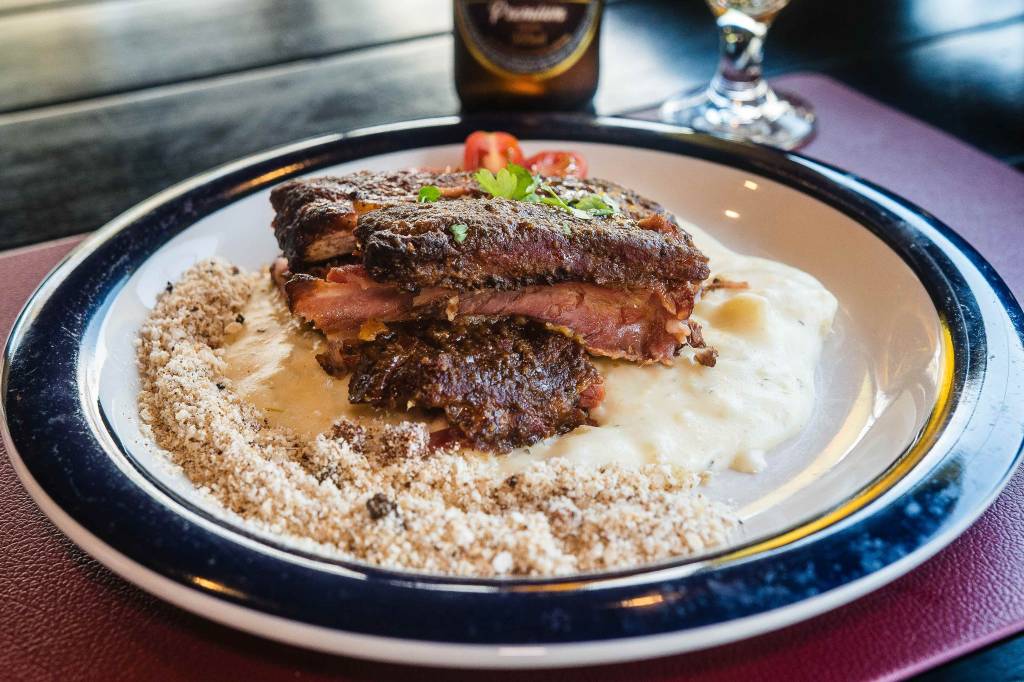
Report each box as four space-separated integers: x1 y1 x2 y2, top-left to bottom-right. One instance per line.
223 224 837 475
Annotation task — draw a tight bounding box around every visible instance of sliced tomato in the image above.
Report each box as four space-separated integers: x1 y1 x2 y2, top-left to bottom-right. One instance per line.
524 150 588 178
463 131 524 173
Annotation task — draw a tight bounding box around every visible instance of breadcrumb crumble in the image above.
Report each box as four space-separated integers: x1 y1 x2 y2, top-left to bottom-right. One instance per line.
136 258 736 577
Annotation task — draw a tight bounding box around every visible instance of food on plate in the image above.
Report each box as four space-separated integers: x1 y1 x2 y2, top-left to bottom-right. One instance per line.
271 170 482 268
137 132 837 576
338 317 605 451
270 169 679 276
277 176 709 449
285 197 708 369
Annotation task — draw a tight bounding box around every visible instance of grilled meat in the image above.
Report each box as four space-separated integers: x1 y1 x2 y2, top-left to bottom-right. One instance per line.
266 167 714 451
356 198 709 292
321 317 605 451
287 264 698 364
270 170 481 268
548 175 687 239
271 171 691 271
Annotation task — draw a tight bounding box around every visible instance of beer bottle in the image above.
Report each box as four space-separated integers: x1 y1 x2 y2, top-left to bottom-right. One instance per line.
454 0 604 111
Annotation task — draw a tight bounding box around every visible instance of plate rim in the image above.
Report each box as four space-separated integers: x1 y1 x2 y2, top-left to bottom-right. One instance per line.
3 114 1023 667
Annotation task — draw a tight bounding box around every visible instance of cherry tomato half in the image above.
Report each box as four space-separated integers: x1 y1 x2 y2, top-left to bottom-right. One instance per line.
463 131 524 173
524 150 588 178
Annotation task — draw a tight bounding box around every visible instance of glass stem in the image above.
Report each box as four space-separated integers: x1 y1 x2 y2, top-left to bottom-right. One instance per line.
709 9 774 108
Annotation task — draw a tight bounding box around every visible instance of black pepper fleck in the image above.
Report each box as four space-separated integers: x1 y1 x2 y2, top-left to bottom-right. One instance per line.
165 282 173 293
366 493 396 520
505 475 519 489
216 383 225 390
235 314 245 324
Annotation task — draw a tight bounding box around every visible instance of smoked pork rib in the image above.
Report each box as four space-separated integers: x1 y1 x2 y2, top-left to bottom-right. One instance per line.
267 168 713 450
283 198 708 364
356 198 708 292
270 170 481 268
270 171 690 271
286 264 699 364
324 317 605 452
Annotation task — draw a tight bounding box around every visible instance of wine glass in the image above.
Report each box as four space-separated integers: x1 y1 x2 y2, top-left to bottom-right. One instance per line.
660 0 814 149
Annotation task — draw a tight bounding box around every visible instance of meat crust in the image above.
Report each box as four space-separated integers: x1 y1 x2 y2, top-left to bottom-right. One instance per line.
355 198 709 292
270 171 696 269
323 317 605 451
546 175 690 241
270 170 481 267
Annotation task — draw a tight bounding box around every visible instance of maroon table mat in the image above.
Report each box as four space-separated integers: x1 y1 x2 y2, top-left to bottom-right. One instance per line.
2 74 1023 681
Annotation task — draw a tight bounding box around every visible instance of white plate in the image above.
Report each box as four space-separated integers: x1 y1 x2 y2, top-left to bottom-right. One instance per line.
4 116 1022 668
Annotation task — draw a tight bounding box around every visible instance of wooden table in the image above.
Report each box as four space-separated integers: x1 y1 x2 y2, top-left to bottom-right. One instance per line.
1 1 1022 678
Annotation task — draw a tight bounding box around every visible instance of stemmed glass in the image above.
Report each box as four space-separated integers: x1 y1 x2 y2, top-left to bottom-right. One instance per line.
660 0 814 149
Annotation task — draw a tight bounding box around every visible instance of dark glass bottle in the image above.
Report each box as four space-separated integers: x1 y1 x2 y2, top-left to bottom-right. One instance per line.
454 0 604 111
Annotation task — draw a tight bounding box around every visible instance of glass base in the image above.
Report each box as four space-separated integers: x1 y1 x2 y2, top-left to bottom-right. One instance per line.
660 84 816 150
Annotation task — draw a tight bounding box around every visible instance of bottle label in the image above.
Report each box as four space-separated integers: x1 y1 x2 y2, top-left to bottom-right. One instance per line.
456 0 600 80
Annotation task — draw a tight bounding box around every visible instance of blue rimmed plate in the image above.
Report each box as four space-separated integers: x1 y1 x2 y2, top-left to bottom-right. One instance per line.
3 115 1023 668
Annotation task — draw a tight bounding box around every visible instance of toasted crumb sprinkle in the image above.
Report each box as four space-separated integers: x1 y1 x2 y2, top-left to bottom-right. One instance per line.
136 258 737 577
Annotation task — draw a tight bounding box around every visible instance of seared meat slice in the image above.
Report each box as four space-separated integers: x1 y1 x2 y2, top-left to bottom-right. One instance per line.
285 266 448 339
286 265 700 364
270 170 481 268
322 317 605 451
546 176 687 238
270 171 691 270
356 198 709 292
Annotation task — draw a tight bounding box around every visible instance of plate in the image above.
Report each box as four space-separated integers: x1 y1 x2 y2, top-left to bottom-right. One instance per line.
3 115 1023 668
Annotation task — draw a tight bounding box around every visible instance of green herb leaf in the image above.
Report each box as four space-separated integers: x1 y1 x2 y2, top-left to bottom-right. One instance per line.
472 165 620 221
507 163 540 198
472 169 500 196
561 221 572 236
570 193 618 216
418 185 441 202
449 223 469 243
475 164 541 201
539 184 593 219
473 168 518 199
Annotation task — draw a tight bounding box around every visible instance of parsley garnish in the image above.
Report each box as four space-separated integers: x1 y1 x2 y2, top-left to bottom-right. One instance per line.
418 185 441 202
571 193 619 217
473 163 539 201
538 185 620 220
449 223 468 243
538 184 587 218
472 163 621 220
508 163 540 199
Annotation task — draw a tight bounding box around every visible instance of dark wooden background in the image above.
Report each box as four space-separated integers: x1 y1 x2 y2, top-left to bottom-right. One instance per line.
0 0 1022 678
0 0 1021 253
